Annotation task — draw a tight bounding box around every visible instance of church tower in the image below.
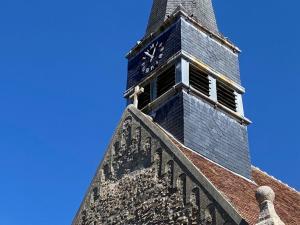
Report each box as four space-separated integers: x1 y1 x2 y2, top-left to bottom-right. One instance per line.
125 0 252 179
72 1 299 225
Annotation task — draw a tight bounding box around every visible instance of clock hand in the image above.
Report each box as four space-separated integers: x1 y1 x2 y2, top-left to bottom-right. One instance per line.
144 51 153 58
150 48 156 62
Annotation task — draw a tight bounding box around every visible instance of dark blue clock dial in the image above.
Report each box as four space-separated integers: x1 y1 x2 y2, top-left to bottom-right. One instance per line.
141 41 165 74
127 22 178 89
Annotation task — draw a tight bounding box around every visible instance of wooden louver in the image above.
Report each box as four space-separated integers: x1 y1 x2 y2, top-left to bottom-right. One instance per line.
189 66 210 96
157 66 175 98
217 82 237 111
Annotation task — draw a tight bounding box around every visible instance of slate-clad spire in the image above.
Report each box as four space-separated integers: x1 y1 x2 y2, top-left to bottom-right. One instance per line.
146 0 219 35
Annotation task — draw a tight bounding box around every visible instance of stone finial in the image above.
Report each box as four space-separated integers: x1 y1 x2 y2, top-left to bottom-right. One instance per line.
256 186 275 204
255 186 285 225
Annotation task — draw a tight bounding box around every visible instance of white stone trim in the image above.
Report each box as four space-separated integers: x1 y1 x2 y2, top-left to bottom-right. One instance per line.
235 92 245 116
208 76 217 102
175 58 190 86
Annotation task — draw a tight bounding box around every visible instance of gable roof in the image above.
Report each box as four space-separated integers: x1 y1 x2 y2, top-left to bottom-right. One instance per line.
73 105 247 225
132 106 300 225
130 106 247 224
73 106 299 225
171 138 300 225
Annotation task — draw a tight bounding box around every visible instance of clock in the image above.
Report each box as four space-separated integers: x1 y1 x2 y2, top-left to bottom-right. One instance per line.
141 41 165 74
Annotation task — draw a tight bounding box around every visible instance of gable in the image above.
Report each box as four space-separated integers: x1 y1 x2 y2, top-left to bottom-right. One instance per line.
72 105 247 225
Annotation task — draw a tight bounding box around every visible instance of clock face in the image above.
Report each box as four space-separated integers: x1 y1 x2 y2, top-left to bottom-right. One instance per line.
141 41 165 74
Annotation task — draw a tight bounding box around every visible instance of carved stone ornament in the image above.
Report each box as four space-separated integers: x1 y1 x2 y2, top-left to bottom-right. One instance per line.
255 186 285 225
72 107 237 225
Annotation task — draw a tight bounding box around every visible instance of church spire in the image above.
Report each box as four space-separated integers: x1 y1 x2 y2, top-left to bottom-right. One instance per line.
146 0 219 35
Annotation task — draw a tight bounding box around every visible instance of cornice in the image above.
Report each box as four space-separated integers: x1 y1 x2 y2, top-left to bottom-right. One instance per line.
126 10 241 59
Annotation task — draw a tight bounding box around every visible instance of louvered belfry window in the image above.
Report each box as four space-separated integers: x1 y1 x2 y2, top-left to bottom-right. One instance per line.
189 65 210 96
138 83 151 109
217 81 237 111
157 66 175 97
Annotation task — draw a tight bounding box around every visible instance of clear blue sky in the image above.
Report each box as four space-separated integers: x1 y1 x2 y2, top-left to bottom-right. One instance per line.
0 1 299 224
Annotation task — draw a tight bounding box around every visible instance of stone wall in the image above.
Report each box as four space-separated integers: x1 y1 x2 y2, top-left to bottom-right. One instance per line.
73 110 236 225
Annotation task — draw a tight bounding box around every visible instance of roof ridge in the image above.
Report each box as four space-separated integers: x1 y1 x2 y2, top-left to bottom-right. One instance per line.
252 166 299 194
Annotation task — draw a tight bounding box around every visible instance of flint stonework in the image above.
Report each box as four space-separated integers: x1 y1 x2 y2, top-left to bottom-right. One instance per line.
72 108 237 225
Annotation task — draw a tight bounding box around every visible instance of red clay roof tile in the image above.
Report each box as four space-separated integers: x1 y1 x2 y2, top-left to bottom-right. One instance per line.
172 139 300 225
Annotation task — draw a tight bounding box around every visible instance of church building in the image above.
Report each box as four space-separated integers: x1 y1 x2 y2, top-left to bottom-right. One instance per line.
72 1 300 224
